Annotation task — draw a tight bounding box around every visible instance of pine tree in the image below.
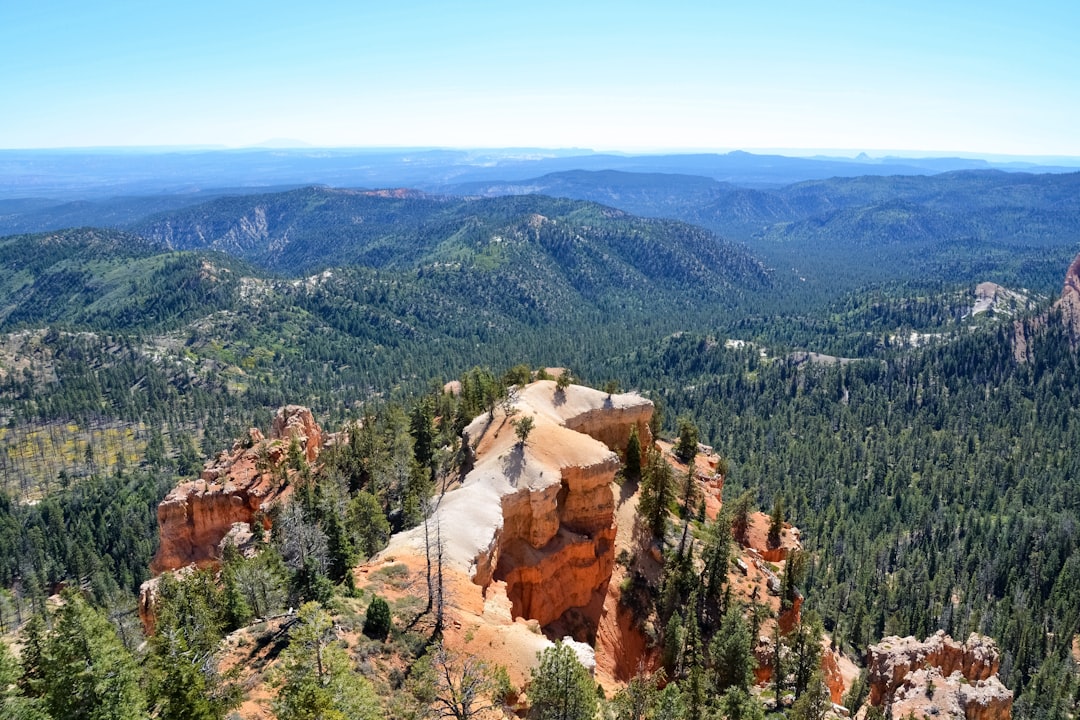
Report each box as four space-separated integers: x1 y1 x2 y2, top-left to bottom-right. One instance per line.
771 623 786 708
150 624 222 720
514 416 535 446
0 639 49 720
18 613 47 699
718 687 765 720
410 397 436 472
788 612 824 701
364 595 392 640
682 595 706 720
789 670 830 720
768 496 784 549
673 418 699 465
556 370 572 394
781 549 807 612
680 464 699 519
709 604 755 693
149 570 237 720
528 641 597 720
699 512 732 628
610 669 665 720
347 491 391 559
638 447 676 542
624 425 642 482
323 506 355 584
663 610 687 675
42 589 146 720
221 544 253 631
275 602 381 720
730 490 755 546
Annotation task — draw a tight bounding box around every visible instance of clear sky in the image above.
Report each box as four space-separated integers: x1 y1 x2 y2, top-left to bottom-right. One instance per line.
2 1 1077 155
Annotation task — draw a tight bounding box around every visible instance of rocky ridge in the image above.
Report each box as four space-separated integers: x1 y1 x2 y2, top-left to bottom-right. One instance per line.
150 405 324 574
866 631 1012 720
382 380 653 632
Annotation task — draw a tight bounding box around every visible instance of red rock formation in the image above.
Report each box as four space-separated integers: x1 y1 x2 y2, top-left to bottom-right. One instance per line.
745 512 802 563
1016 252 1080 361
821 645 845 704
866 631 1012 720
1059 253 1080 345
562 402 653 458
150 406 323 574
498 524 617 627
270 405 323 463
595 597 659 682
494 454 621 627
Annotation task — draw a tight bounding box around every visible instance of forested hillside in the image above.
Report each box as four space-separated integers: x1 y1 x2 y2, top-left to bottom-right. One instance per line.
605 314 1080 718
0 202 769 493
460 169 1080 298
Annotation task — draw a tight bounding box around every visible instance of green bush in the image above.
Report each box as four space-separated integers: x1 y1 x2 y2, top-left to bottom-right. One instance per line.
363 595 392 640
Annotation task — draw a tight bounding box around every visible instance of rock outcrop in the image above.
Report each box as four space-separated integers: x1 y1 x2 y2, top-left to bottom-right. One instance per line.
1059 253 1080 345
381 381 652 637
821 645 846 704
1015 253 1080 361
866 631 1012 720
150 406 324 574
270 405 323 463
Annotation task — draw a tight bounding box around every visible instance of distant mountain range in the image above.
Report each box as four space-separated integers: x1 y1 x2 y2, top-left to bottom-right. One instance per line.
2 147 1078 201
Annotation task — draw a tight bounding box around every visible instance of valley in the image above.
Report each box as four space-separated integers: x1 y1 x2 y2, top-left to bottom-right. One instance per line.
0 153 1077 720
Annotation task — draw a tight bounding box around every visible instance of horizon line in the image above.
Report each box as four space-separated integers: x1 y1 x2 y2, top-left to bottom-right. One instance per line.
3 145 1080 164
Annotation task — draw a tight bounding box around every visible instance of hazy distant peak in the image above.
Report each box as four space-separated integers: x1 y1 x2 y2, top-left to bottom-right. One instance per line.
249 138 313 149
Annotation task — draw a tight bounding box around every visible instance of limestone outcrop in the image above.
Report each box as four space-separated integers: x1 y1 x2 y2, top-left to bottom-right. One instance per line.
150 406 324 574
381 381 653 636
866 631 1012 720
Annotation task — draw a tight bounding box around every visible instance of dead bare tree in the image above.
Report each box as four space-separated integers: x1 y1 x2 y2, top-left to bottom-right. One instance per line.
430 642 498 720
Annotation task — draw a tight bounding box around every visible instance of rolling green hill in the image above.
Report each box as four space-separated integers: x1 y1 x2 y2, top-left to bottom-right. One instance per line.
455 169 1080 299
0 228 248 332
0 199 772 494
132 188 770 292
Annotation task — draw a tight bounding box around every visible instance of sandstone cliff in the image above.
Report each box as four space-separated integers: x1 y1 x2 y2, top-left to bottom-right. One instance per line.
382 381 652 635
150 405 323 574
866 631 1012 720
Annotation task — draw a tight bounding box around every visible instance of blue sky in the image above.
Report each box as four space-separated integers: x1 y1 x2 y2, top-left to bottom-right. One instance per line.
2 1 1077 155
